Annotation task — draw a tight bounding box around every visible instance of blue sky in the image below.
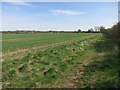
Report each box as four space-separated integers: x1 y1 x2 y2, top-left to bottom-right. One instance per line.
2 2 118 31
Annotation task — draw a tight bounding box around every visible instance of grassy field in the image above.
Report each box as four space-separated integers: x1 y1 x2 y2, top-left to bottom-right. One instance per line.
2 33 98 60
2 33 98 53
2 33 119 88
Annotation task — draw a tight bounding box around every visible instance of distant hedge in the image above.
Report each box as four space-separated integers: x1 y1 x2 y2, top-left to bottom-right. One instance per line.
0 30 100 34
100 22 120 57
100 22 120 45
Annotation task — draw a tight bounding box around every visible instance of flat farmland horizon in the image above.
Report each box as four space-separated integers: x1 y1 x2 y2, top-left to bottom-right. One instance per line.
2 33 99 53
1 33 119 88
1 1 119 89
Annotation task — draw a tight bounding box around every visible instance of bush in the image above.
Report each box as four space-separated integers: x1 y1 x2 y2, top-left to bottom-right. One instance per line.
100 22 120 46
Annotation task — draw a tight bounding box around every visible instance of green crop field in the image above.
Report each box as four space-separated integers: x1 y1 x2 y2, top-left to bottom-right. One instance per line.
2 33 98 53
1 33 119 88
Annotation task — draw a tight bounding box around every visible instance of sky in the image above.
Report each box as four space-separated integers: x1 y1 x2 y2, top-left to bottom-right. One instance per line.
1 1 118 31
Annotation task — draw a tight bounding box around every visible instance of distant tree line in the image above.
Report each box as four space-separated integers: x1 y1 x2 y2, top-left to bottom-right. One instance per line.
0 27 100 34
0 30 78 34
0 30 46 34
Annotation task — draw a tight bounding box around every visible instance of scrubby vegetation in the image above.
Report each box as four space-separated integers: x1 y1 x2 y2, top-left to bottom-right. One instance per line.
2 34 101 88
100 22 120 50
2 32 119 88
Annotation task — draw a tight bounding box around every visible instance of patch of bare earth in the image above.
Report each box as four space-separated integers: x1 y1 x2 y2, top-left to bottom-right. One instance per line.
53 64 85 88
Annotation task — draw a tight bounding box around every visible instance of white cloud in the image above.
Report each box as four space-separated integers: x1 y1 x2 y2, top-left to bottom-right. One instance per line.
52 10 83 15
2 0 34 7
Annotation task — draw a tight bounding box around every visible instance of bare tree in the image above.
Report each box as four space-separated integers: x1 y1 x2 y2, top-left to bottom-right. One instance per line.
78 29 81 33
94 26 100 32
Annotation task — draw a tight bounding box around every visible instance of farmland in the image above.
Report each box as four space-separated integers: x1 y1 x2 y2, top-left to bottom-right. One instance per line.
2 33 97 53
1 33 119 88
